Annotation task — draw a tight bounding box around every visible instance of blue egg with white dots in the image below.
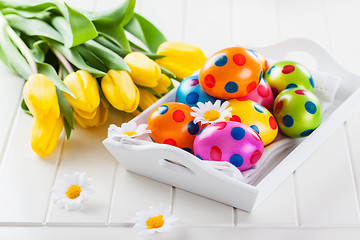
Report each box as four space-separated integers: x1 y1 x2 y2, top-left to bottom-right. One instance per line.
176 75 219 107
273 88 322 138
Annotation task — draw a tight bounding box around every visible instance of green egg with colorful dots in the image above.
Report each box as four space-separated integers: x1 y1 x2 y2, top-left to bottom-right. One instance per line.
265 61 314 96
273 88 322 138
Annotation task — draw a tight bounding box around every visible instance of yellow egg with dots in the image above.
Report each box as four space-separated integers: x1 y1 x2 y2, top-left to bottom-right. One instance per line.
226 99 278 146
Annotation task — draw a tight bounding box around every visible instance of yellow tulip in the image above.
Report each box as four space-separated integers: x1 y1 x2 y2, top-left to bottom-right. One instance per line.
156 41 207 79
153 74 171 94
63 70 100 119
138 88 158 111
30 115 64 156
23 73 60 119
73 99 109 128
124 52 161 87
101 70 140 113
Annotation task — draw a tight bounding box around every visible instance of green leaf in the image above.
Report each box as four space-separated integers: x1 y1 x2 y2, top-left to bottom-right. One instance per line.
96 26 131 52
36 62 75 97
160 66 176 79
50 16 72 48
56 88 73 140
50 41 106 77
5 14 63 43
83 40 130 72
1 6 55 19
137 85 162 98
76 45 108 73
86 0 135 26
0 0 98 47
0 14 32 79
20 98 33 116
94 36 129 57
129 41 165 60
64 2 98 47
31 40 49 62
63 117 72 140
124 13 166 53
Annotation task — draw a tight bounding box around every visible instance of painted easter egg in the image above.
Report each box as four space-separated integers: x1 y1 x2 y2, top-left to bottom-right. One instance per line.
264 60 315 96
147 102 201 152
248 49 269 75
273 88 322 138
176 75 219 107
241 78 274 110
227 99 278 146
194 121 264 171
199 47 262 99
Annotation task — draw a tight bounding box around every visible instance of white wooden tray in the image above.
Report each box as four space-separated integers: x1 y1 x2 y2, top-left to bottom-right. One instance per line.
103 38 360 212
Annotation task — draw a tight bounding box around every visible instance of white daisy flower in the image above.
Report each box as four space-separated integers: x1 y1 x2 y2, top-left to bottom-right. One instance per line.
190 100 232 125
107 122 151 139
51 172 95 210
132 204 178 236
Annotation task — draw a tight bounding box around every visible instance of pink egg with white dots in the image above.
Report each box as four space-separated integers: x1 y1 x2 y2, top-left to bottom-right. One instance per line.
194 121 264 172
242 78 274 110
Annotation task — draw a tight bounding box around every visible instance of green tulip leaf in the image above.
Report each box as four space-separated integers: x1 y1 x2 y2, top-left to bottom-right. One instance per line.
0 0 98 47
83 40 130 72
56 88 74 139
87 0 135 27
63 116 72 140
1 6 55 19
160 66 176 79
97 26 131 52
94 36 129 57
64 3 97 47
124 13 166 53
50 16 72 48
31 40 49 62
0 14 32 79
36 62 75 98
50 41 106 77
129 41 165 60
5 14 63 43
20 98 33 116
76 45 108 73
137 85 162 98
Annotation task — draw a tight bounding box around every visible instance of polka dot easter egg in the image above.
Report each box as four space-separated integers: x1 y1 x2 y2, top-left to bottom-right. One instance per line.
273 88 322 138
194 121 264 172
199 47 263 99
147 102 202 153
241 78 274 110
227 99 278 146
176 75 219 107
265 60 315 96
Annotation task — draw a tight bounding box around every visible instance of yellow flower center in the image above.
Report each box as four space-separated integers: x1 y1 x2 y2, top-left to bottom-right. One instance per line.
146 215 165 229
203 110 220 121
123 131 137 137
66 185 81 199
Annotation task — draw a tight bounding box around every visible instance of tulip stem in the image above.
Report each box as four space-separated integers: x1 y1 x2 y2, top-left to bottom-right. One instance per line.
6 26 38 74
51 47 74 74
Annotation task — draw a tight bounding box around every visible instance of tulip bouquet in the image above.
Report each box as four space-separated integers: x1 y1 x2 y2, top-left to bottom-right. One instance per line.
0 0 206 156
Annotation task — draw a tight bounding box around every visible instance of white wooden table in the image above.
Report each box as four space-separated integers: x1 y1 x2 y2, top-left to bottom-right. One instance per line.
1 0 360 239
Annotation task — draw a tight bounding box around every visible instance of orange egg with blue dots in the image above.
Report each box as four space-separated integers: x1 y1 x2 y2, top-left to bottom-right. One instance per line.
226 99 278 146
147 102 202 153
199 47 262 99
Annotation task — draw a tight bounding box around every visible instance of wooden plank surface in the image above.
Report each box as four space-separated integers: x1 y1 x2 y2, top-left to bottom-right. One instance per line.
0 0 360 238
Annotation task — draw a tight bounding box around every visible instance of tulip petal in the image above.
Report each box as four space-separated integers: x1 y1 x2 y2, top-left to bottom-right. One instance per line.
31 115 64 156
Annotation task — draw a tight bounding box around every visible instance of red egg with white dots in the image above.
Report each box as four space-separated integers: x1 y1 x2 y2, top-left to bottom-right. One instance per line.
199 47 262 99
241 78 274 110
147 102 202 153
